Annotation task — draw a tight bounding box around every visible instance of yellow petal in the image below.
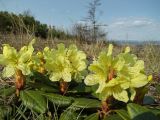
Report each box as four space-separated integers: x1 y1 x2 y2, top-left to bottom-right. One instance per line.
113 90 129 103
49 73 61 82
130 88 136 101
148 75 153 81
3 44 17 62
62 70 71 82
2 65 15 77
107 44 113 56
125 46 130 53
130 73 148 88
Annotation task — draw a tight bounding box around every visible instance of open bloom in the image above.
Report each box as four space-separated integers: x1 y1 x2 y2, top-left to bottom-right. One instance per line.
85 44 150 103
117 47 151 100
85 44 129 102
32 50 47 74
0 39 35 96
0 39 35 77
44 44 86 82
67 44 86 80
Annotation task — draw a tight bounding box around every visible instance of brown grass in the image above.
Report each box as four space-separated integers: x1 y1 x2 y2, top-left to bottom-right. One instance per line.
1 33 160 74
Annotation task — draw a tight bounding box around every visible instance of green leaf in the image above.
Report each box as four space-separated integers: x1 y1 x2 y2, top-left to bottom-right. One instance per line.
31 71 57 87
143 96 155 105
149 108 160 116
0 87 16 96
20 90 47 113
155 85 160 94
84 113 99 120
0 105 12 119
69 83 92 93
115 109 131 120
127 103 158 120
103 114 123 120
59 109 79 120
41 93 73 107
28 82 59 93
72 98 101 109
127 103 148 118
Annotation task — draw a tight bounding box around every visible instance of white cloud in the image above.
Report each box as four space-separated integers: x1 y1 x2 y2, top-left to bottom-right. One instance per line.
107 17 160 40
131 20 152 27
133 20 151 25
109 17 153 28
114 21 125 25
76 20 88 25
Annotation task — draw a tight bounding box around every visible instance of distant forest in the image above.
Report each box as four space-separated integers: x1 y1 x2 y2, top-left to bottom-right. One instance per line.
0 11 73 39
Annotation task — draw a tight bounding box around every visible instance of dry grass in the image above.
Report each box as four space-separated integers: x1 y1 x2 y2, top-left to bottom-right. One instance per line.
0 33 160 74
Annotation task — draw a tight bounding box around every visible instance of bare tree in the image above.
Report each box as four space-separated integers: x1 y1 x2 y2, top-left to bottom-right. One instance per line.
85 0 107 42
72 0 107 42
72 23 91 42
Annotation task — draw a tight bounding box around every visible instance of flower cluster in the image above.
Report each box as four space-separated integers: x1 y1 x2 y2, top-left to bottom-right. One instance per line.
0 39 35 77
84 44 151 102
43 44 87 82
0 40 35 95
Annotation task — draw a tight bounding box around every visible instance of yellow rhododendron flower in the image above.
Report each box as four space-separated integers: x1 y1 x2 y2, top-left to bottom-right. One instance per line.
31 51 46 74
44 44 86 82
85 44 150 103
0 39 35 77
118 48 150 101
100 78 129 102
0 39 35 96
85 44 128 102
67 44 86 79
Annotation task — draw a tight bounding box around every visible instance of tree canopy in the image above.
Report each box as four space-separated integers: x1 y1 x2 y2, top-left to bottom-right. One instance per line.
0 11 72 39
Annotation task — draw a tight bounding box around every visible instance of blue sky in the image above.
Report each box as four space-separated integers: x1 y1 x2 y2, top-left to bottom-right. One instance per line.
0 0 160 41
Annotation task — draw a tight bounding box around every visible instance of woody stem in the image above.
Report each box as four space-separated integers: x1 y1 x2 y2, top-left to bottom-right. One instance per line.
101 100 109 114
99 99 111 119
15 69 25 96
59 80 68 95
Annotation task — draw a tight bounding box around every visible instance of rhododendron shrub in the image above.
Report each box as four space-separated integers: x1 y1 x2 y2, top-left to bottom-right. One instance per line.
0 40 156 120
